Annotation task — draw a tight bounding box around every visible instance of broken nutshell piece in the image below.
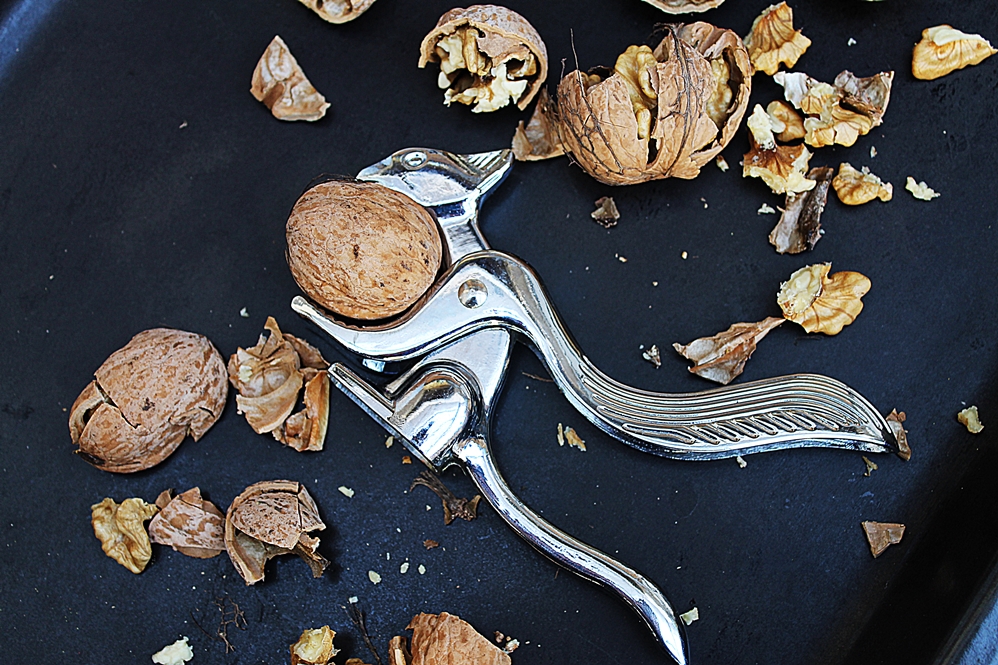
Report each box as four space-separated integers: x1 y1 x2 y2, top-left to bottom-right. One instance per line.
590 196 620 227
862 521 905 558
229 317 304 435
419 5 548 113
769 165 833 254
777 264 871 335
295 0 376 24
290 626 339 665
886 410 911 461
743 2 812 76
287 179 443 320
251 36 329 121
511 89 564 161
224 480 329 585
411 470 481 525
148 487 226 559
69 328 227 473
91 497 159 574
673 317 785 385
556 23 751 185
912 26 997 80
832 162 892 205
407 612 511 665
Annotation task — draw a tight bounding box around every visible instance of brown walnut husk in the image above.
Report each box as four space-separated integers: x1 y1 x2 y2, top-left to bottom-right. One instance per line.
287 179 443 320
673 317 784 385
91 497 159 574
832 162 892 205
419 5 548 113
69 328 228 473
251 36 329 121
296 0 376 24
556 23 751 186
640 0 726 13
224 480 329 585
407 612 511 665
912 26 997 80
148 488 226 559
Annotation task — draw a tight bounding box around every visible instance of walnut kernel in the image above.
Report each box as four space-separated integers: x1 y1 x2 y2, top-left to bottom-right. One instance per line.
91 497 159 574
777 264 871 335
832 162 892 205
913 26 997 80
743 2 811 75
639 0 726 14
295 0 376 24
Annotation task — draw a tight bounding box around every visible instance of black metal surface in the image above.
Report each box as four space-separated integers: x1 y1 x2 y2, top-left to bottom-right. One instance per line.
1 1 996 664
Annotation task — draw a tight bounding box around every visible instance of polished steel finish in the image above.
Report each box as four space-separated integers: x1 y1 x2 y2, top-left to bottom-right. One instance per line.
296 147 898 664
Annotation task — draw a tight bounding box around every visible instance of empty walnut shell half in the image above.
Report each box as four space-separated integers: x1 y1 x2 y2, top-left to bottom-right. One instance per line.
287 179 443 320
148 488 226 559
224 480 329 585
556 23 751 185
419 5 547 113
69 329 228 473
407 612 511 665
295 0 376 24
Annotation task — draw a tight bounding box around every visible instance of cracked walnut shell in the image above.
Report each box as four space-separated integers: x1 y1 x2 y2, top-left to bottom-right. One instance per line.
832 162 892 205
407 612 511 665
91 497 159 574
229 317 303 435
744 2 811 76
295 0 376 24
913 26 996 80
419 5 547 113
556 23 751 185
639 0 726 14
251 36 329 121
225 480 329 585
777 264 871 335
69 329 227 473
148 488 225 559
287 179 443 320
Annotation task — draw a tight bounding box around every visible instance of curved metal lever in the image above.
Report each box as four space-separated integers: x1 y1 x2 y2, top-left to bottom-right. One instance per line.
294 252 897 460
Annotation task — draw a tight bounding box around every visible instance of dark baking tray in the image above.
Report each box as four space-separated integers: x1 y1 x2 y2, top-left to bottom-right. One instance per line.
1 1 996 663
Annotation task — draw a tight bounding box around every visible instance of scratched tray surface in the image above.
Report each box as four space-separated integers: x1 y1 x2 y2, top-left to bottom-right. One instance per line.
0 0 995 664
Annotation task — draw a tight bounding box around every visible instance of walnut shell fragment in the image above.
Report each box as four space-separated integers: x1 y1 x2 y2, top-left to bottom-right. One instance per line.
833 162 892 205
411 470 481 525
591 196 620 227
407 613 511 665
743 104 815 195
639 0 726 14
291 626 338 665
251 36 329 121
743 2 811 76
511 89 564 161
70 328 228 473
296 0 376 25
774 70 893 148
673 317 784 385
886 410 911 460
769 166 833 254
224 480 329 585
91 497 159 574
419 5 548 113
912 26 997 80
229 317 304 435
277 371 330 452
148 488 226 559
556 23 751 185
862 521 905 558
777 263 871 335
287 179 443 320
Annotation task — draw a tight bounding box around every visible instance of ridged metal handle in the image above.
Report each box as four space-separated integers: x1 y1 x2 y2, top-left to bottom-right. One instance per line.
453 435 687 665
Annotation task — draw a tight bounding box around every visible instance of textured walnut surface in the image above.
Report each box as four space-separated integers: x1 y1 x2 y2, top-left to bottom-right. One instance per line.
287 180 442 320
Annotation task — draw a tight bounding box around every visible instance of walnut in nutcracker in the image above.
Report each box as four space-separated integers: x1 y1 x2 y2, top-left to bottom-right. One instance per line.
419 5 547 113
556 23 752 186
286 179 443 320
69 328 228 473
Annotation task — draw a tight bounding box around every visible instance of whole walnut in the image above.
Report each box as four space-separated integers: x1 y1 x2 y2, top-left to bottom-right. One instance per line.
286 179 443 320
69 329 228 473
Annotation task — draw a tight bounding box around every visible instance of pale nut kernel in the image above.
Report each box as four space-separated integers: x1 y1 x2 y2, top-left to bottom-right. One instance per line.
777 263 871 335
832 162 893 205
91 497 159 574
291 626 338 665
743 114 816 195
286 179 442 320
295 0 376 24
419 5 548 113
744 2 812 76
639 0 726 14
913 26 997 80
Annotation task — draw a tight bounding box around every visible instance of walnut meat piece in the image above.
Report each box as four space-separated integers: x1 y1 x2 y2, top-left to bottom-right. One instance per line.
556 23 751 185
913 26 997 80
229 317 303 434
777 264 871 335
91 497 159 574
832 162 892 205
291 626 338 665
743 2 812 75
251 36 329 121
224 480 329 585
69 329 227 473
639 0 726 14
148 488 226 559
419 6 547 113
407 612 511 665
743 105 815 195
296 0 376 24
287 180 443 320
766 100 805 142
